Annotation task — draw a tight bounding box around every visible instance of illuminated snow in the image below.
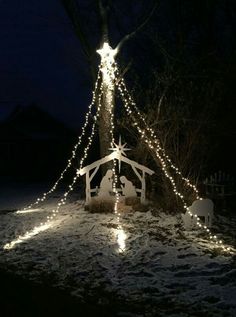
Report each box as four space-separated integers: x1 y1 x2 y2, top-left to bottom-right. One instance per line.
0 187 235 316
16 208 42 214
116 226 127 253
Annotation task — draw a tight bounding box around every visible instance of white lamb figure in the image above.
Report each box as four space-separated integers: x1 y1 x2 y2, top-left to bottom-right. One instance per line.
120 176 137 198
182 199 214 229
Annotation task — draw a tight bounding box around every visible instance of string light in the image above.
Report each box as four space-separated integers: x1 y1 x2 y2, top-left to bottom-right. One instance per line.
97 53 228 251
115 65 200 199
5 43 233 254
4 223 52 250
74 50 233 253
4 74 104 250
17 66 103 214
115 65 233 253
98 42 126 252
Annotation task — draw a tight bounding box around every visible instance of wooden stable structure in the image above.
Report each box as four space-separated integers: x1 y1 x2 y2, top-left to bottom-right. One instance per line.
77 149 154 205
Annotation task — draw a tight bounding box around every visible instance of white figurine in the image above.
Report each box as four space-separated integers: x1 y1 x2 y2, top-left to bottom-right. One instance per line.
190 198 214 227
120 176 137 197
98 169 113 198
182 198 214 229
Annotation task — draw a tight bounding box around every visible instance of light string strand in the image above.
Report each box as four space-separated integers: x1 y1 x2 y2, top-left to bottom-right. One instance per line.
109 75 125 253
17 66 103 214
98 45 125 252
44 82 104 223
3 76 104 250
115 67 232 252
4 43 233 254
98 44 120 218
115 65 200 199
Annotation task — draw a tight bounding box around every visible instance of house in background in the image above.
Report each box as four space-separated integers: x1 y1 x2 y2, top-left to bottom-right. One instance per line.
0 104 76 181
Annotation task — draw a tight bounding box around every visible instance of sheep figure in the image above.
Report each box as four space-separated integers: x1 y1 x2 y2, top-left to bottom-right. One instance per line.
182 199 214 230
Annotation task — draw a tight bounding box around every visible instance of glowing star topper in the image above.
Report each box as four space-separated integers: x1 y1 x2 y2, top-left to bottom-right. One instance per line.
96 42 118 62
97 42 118 90
109 136 131 172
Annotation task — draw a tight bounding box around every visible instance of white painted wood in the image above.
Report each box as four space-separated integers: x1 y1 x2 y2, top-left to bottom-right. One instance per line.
141 170 146 204
78 140 155 205
98 169 113 198
182 199 214 229
120 155 154 175
89 165 100 182
77 151 154 177
120 176 137 197
77 152 117 176
86 172 91 204
131 165 142 182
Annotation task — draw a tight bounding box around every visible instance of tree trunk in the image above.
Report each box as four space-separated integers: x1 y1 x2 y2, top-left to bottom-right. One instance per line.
98 74 115 158
97 41 117 173
61 0 157 165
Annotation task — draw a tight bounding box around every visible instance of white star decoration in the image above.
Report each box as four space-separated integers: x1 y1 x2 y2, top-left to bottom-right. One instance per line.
109 136 131 172
96 42 117 61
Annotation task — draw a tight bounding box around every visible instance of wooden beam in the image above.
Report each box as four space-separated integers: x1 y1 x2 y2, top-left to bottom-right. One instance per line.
78 152 154 176
131 165 142 182
121 156 154 175
89 165 100 182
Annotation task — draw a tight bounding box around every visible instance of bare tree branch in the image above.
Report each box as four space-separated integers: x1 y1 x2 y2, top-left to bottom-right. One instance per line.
115 61 133 85
97 0 109 43
61 0 92 59
115 2 158 52
157 86 168 120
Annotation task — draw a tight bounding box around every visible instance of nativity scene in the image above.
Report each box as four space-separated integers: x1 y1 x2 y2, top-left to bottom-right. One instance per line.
77 137 154 210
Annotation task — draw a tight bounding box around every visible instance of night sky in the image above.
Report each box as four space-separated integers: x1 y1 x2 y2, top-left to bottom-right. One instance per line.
0 3 236 314
0 1 235 129
0 0 235 179
0 0 92 129
0 0 152 129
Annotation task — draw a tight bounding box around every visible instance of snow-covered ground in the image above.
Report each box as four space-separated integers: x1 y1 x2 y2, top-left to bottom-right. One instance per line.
0 183 236 316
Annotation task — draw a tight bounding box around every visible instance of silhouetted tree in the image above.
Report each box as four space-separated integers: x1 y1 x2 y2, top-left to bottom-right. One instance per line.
61 0 157 160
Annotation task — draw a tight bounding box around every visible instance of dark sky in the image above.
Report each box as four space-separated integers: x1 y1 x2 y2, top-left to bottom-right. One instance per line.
0 0 235 179
0 0 93 129
0 0 235 130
